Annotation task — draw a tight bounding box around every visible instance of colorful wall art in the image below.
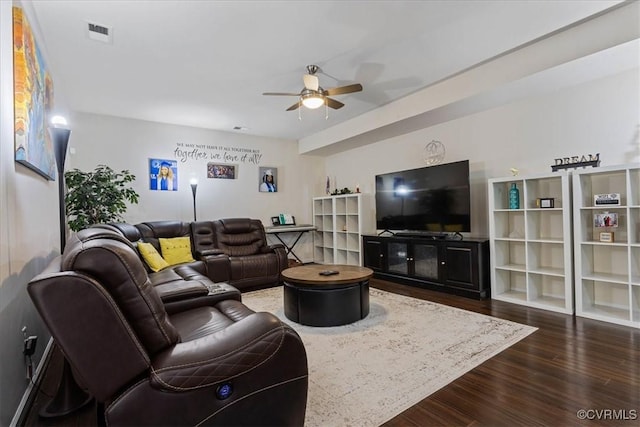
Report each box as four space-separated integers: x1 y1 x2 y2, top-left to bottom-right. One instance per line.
13 6 56 180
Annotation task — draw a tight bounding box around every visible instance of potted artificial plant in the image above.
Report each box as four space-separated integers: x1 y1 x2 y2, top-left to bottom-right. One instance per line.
64 164 140 231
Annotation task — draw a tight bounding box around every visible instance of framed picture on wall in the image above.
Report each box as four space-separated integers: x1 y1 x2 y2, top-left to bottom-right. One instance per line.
259 167 277 192
13 6 56 180
149 158 178 191
207 163 237 179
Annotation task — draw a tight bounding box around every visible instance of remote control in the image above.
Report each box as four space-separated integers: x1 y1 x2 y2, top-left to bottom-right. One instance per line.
319 270 339 276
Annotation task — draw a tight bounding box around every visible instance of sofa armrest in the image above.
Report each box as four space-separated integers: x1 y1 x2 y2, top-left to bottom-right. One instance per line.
150 312 298 390
154 280 209 302
270 244 289 272
196 248 225 257
163 283 241 314
199 253 231 283
260 243 284 254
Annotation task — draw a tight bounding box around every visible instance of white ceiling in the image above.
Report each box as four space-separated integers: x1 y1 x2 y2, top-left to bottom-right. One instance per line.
29 0 624 142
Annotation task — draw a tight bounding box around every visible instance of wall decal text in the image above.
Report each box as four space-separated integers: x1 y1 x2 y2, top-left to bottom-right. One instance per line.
174 142 263 164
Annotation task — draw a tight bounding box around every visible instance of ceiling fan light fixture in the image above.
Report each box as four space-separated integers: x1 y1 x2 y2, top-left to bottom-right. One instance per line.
301 92 325 109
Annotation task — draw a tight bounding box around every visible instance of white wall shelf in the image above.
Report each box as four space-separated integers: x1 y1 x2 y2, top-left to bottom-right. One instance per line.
312 194 373 266
573 164 640 328
489 171 573 314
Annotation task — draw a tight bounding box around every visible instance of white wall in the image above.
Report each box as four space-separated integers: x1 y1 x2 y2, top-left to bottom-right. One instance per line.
67 112 325 261
0 2 61 425
324 68 639 237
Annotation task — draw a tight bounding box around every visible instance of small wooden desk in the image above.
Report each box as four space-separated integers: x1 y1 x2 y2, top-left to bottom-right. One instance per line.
265 224 316 264
282 264 373 327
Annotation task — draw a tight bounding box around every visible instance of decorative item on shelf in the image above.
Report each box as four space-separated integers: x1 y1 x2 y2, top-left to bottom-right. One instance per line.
509 183 520 209
594 212 618 242
326 176 331 195
536 198 555 208
599 232 615 243
594 193 621 206
510 168 519 176
355 183 360 193
331 187 353 195
551 153 600 172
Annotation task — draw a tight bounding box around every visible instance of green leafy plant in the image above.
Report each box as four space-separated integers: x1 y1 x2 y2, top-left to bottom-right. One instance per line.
64 165 140 231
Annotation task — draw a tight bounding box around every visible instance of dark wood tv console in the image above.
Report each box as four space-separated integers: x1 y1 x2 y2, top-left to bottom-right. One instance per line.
362 234 490 299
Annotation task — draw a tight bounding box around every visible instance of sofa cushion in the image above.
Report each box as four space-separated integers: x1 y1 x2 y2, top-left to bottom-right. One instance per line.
160 237 196 265
212 218 266 256
137 242 170 272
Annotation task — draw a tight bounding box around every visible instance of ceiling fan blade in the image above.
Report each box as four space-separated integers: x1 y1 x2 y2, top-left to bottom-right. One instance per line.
263 92 300 96
325 97 344 109
286 101 301 111
325 83 363 96
303 74 319 91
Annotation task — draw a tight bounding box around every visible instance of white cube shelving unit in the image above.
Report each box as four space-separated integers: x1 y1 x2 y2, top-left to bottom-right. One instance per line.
572 164 640 328
488 171 574 314
312 194 373 266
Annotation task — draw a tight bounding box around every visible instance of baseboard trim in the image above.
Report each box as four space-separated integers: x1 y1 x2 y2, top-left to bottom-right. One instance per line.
10 337 55 427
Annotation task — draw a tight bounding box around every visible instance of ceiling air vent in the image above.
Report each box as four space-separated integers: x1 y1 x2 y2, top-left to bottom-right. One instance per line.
86 21 112 43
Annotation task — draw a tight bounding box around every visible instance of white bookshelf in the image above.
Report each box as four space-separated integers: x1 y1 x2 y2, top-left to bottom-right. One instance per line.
312 194 373 266
572 164 640 328
488 171 573 314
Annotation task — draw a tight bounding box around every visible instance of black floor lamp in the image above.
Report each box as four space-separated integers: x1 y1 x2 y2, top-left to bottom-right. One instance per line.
50 117 71 250
190 178 198 221
41 117 94 418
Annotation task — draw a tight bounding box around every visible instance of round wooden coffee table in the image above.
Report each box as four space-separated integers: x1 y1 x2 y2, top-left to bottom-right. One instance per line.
282 264 373 327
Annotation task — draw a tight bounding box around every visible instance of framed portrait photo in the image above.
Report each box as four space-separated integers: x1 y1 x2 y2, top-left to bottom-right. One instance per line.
149 158 178 191
259 166 277 192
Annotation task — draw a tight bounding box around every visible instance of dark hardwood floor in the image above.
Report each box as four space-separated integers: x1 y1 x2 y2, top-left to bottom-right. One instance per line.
23 278 639 426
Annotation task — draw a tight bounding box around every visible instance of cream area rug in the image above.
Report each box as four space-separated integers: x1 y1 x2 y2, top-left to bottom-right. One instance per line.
242 286 537 427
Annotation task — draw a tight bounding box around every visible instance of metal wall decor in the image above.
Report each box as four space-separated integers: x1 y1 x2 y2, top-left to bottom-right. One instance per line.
424 140 445 165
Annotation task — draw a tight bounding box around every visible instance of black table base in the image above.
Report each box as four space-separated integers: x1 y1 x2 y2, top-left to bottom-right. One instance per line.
284 280 370 327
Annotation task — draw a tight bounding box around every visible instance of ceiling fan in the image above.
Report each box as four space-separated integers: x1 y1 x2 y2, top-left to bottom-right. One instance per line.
263 65 363 111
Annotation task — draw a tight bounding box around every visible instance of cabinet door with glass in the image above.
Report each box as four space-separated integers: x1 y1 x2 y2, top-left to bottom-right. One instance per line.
387 241 409 276
363 238 386 272
412 242 439 281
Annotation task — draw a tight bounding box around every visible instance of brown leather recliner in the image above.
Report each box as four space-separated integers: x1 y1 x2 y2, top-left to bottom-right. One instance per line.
132 219 288 291
210 218 289 291
28 228 308 426
93 222 240 314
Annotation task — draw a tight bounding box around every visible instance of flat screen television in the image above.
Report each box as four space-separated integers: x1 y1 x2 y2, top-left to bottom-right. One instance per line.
375 160 471 234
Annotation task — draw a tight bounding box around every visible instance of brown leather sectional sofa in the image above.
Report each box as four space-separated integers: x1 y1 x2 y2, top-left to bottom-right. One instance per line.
101 217 289 293
28 226 308 425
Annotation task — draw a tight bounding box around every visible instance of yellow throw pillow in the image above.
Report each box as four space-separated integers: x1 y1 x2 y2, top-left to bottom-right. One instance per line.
137 242 170 272
159 237 195 266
